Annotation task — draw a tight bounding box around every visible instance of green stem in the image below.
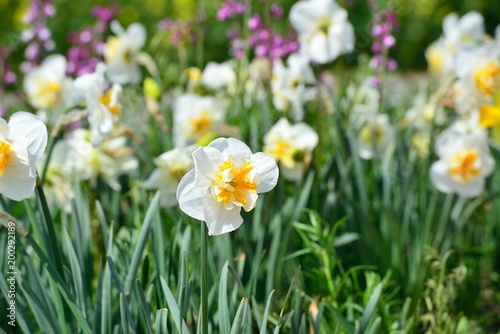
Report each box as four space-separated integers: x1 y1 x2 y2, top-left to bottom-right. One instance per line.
40 132 62 184
200 222 208 334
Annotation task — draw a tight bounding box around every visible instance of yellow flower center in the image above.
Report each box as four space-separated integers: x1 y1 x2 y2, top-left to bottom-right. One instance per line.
35 80 61 107
426 45 443 75
100 89 120 115
474 62 500 97
0 140 11 175
316 17 332 35
169 166 187 181
212 160 256 211
449 149 481 182
360 124 384 143
105 37 123 63
189 111 214 136
265 139 296 168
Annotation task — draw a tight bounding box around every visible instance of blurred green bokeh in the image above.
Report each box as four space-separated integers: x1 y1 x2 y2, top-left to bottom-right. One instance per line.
1 0 500 70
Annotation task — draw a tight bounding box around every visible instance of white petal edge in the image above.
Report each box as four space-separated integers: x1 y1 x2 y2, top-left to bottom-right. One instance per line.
251 152 279 193
177 169 207 221
9 112 48 161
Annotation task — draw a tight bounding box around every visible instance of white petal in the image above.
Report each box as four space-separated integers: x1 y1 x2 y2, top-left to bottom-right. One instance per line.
429 160 454 193
0 148 36 201
192 146 222 187
208 137 253 157
292 123 319 150
456 178 484 198
251 152 279 193
202 196 243 236
143 169 163 189
9 112 48 161
280 164 303 181
308 33 335 64
177 169 207 221
127 23 147 50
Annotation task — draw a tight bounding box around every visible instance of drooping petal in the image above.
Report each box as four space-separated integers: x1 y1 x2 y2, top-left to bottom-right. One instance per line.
9 112 47 161
251 152 279 193
202 196 243 236
177 169 208 221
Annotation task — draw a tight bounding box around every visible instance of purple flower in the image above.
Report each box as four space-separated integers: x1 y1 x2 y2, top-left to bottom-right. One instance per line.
270 4 283 18
91 5 119 22
248 14 261 30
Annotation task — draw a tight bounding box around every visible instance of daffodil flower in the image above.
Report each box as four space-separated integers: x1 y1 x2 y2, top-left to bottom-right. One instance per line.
271 53 317 121
0 112 47 201
289 0 355 64
356 114 394 160
173 94 226 147
23 55 74 121
425 11 486 76
201 61 236 91
143 146 194 207
67 129 138 190
104 21 146 84
74 63 123 144
430 129 494 198
264 118 318 180
176 137 278 236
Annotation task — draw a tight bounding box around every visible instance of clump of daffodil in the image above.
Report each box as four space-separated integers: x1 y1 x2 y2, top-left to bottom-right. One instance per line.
263 118 318 180
430 128 494 198
0 112 47 201
143 146 195 207
67 128 138 191
425 11 487 76
176 137 278 236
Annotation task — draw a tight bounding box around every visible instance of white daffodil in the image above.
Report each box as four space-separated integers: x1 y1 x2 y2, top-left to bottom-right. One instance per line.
404 87 446 131
343 79 380 117
68 129 138 190
425 11 487 76
263 118 318 180
271 53 317 121
453 43 500 114
289 0 355 64
104 21 146 84
201 61 236 91
74 63 123 144
0 112 47 201
23 55 73 120
173 94 226 147
356 114 394 160
430 128 494 198
176 137 278 236
143 146 195 207
37 141 75 211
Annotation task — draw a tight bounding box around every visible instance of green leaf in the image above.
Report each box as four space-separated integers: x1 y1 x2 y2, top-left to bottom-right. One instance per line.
219 261 231 334
230 297 251 334
136 280 153 334
259 289 275 334
124 191 160 293
359 283 382 333
159 276 190 334
155 309 170 334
